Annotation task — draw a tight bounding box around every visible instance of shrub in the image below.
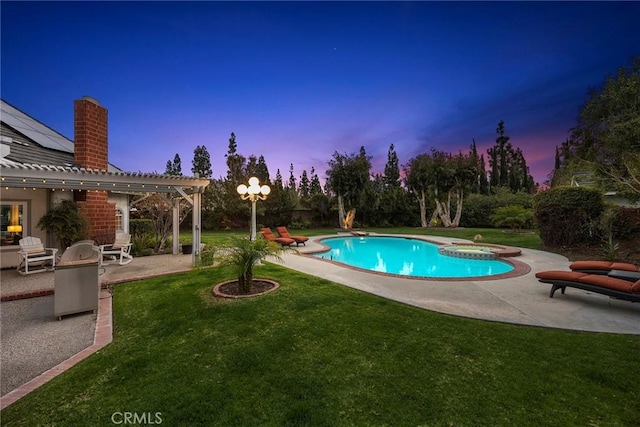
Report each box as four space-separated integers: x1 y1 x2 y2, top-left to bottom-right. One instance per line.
130 234 155 257
491 205 534 231
461 189 533 228
610 207 640 239
130 219 154 238
533 186 604 246
36 200 88 249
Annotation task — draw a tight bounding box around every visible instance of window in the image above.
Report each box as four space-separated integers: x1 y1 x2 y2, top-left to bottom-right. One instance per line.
1 202 27 246
115 208 123 232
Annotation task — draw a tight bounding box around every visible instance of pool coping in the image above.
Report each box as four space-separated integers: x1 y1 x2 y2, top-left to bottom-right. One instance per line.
301 234 531 281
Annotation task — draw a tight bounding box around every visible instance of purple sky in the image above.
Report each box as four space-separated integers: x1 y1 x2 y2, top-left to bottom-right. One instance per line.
2 1 638 186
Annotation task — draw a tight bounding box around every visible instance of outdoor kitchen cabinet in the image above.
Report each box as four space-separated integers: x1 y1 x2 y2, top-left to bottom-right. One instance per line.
54 243 100 320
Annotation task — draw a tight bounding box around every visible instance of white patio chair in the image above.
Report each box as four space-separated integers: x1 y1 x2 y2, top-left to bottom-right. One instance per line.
99 232 133 266
17 236 59 275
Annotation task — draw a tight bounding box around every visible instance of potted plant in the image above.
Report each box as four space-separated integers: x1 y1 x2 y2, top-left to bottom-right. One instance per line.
37 200 88 249
215 237 285 296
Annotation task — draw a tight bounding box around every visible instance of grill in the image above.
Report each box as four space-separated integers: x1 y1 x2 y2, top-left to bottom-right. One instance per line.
54 241 100 320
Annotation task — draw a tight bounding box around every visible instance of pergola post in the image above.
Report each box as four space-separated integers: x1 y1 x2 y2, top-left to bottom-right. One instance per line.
172 199 180 255
192 189 202 266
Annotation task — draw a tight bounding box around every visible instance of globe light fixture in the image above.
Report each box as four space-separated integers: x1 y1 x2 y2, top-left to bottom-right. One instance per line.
237 177 271 240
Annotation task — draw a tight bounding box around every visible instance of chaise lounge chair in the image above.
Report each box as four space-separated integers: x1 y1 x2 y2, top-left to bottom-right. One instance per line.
535 270 640 302
569 260 640 275
276 226 309 246
260 228 295 247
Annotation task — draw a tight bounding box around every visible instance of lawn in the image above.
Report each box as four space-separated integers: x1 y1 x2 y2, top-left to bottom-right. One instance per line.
2 262 639 426
189 227 543 251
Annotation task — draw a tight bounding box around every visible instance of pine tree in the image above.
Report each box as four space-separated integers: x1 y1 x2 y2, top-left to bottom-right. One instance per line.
165 153 182 176
383 143 400 188
256 155 270 184
225 132 246 183
288 163 296 190
310 167 323 195
274 169 284 189
191 146 212 177
299 170 310 198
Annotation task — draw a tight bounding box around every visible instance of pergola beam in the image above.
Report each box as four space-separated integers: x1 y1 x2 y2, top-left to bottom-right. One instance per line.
1 163 210 266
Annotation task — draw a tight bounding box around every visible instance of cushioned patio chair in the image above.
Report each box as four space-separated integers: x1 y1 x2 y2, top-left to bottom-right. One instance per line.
99 232 133 265
17 236 59 275
260 228 295 247
536 270 640 302
569 260 639 275
276 226 308 246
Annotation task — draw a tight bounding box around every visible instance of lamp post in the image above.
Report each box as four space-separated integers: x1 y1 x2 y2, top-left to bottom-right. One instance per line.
237 177 271 241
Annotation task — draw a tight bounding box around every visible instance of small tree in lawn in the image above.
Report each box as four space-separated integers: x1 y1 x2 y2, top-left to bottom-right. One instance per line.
221 237 285 294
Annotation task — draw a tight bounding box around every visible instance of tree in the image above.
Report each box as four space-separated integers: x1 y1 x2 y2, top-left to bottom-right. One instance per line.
299 170 310 199
130 194 191 252
273 169 284 190
430 150 476 227
561 56 640 197
326 147 372 228
191 146 212 178
225 132 246 184
287 163 297 190
309 167 323 195
256 155 270 184
404 154 432 227
165 153 182 176
245 155 258 180
37 200 88 249
384 143 400 188
487 121 534 193
220 237 284 294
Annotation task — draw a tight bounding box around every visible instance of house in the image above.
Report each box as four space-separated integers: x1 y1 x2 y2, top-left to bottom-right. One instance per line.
570 172 640 208
0 96 210 268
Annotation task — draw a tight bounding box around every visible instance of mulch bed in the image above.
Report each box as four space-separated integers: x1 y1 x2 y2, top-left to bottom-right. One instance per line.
213 279 279 298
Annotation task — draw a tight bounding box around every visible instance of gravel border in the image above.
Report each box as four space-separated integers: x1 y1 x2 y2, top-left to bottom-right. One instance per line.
1 296 96 396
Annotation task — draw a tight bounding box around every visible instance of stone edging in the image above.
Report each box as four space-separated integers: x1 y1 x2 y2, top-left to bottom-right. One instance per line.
212 279 280 299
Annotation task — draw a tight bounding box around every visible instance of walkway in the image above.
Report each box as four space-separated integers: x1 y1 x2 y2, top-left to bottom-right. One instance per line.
281 234 640 335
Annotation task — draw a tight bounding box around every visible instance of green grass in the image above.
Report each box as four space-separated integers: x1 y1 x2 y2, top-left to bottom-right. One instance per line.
2 263 639 426
190 227 543 251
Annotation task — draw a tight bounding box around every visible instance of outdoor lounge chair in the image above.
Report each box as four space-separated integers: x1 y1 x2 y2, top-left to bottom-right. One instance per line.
569 260 639 275
535 270 640 302
99 232 133 265
276 226 308 246
260 228 295 246
17 236 59 275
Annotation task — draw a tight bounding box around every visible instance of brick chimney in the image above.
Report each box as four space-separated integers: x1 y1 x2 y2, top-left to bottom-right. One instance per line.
74 96 108 170
73 96 116 243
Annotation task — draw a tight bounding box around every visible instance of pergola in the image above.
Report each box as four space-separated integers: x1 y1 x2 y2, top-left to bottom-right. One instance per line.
0 161 210 265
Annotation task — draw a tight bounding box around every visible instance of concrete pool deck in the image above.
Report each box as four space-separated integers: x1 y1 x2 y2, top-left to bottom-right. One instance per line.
279 234 640 335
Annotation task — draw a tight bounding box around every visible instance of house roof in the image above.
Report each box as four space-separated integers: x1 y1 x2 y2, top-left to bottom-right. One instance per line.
0 98 209 195
0 99 121 172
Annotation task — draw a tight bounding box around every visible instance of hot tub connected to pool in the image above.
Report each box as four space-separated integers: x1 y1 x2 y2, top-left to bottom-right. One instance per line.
312 236 516 279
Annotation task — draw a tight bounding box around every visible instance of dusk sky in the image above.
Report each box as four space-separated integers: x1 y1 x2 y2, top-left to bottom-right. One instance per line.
2 1 639 186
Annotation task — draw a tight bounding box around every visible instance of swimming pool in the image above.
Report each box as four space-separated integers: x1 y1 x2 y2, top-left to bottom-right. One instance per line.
313 236 514 278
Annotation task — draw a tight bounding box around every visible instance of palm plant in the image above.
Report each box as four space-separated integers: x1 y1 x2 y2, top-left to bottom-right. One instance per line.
221 237 285 294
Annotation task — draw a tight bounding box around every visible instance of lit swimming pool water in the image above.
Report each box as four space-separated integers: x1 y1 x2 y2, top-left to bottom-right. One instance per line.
313 236 514 278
